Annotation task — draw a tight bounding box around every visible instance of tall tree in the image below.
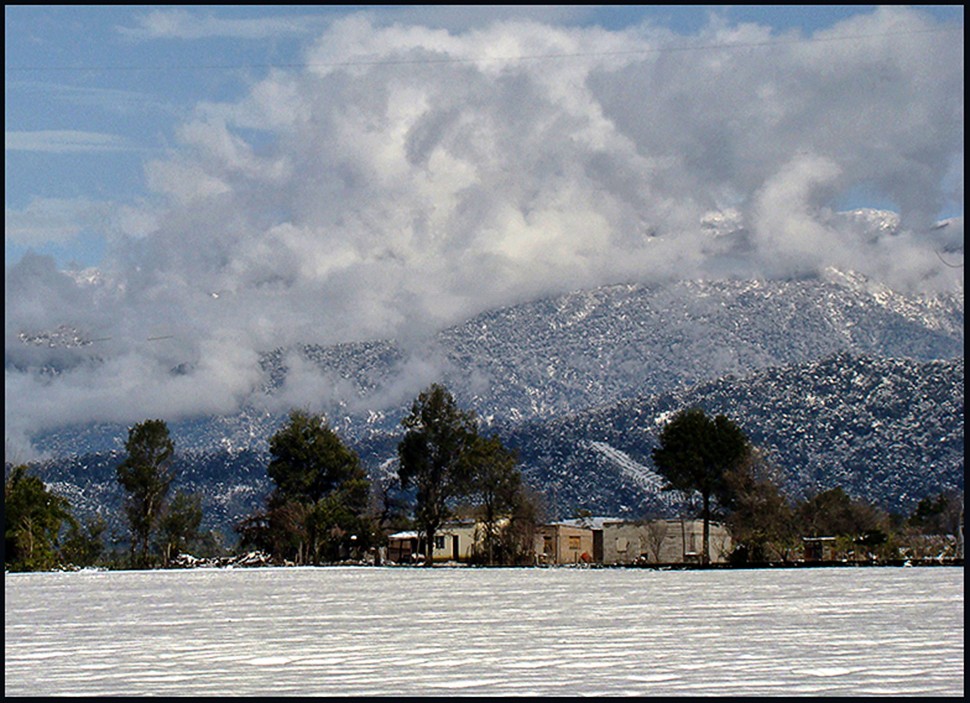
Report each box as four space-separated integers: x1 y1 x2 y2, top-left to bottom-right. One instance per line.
651 408 751 565
4 465 75 571
723 450 797 563
907 491 963 536
795 487 887 539
237 500 309 564
501 482 545 565
116 419 175 568
259 410 372 564
904 490 964 560
466 434 523 565
61 515 107 568
373 472 412 544
157 491 203 565
268 409 365 505
398 384 479 566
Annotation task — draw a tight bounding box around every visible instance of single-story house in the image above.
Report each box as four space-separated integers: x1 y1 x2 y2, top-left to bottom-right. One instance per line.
535 523 595 564
600 519 733 565
386 521 480 563
802 536 838 562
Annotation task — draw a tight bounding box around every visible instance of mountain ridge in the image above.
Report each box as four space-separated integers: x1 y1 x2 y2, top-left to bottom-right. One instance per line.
504 353 963 518
11 268 963 537
25 352 964 538
24 269 963 460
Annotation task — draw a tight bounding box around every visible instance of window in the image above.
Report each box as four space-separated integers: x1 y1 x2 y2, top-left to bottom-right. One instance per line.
616 537 628 552
568 535 581 550
434 535 445 550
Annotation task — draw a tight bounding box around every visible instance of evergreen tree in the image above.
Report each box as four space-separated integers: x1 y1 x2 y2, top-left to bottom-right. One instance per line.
652 408 751 565
4 465 75 571
398 384 479 566
907 491 963 536
268 410 365 504
61 515 107 568
466 434 523 565
795 487 888 545
116 419 175 568
253 410 373 564
157 491 203 565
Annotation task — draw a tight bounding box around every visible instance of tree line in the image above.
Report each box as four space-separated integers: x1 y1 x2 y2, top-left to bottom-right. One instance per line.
5 384 540 570
652 407 963 565
4 388 964 571
235 383 541 567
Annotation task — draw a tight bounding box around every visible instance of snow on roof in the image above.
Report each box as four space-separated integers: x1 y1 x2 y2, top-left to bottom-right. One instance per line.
554 517 625 530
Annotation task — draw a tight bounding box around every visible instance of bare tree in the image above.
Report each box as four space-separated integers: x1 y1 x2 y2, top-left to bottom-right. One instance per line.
644 520 668 563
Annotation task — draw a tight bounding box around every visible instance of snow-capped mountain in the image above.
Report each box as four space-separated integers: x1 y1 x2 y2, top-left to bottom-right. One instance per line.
31 352 963 538
27 268 963 457
504 353 964 518
12 267 964 534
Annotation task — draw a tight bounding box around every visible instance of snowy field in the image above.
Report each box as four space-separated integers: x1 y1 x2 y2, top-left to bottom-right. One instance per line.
5 566 963 696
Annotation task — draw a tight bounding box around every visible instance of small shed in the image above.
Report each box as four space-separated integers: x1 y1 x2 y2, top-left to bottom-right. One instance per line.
386 521 480 563
535 523 595 564
803 536 838 562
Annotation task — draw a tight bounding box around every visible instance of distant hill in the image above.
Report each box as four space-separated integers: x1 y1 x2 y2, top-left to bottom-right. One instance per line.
29 269 963 456
28 353 963 539
13 270 964 536
504 353 964 519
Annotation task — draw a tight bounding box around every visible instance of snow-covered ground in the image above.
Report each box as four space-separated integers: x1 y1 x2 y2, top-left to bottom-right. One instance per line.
5 566 963 696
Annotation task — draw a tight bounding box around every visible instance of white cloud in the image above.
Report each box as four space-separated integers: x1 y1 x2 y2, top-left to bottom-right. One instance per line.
118 6 599 43
751 154 846 273
5 130 132 154
5 197 108 246
7 81 175 118
117 9 332 41
5 7 965 453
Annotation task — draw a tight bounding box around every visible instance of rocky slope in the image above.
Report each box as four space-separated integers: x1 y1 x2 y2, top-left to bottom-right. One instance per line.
504 353 964 519
28 269 963 456
12 269 964 536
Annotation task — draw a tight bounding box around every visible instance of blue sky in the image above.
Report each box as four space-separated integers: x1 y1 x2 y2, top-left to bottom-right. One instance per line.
4 5 965 457
5 5 963 268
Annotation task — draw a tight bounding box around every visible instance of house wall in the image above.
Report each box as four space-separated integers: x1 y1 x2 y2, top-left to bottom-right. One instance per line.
602 520 733 564
802 537 838 562
535 524 594 564
601 522 644 564
392 520 732 565
386 534 419 563
433 524 478 563
387 524 480 563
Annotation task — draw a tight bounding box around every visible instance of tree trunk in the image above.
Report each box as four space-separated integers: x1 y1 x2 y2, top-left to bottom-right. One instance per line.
143 496 156 568
702 492 711 566
424 527 435 566
22 517 35 564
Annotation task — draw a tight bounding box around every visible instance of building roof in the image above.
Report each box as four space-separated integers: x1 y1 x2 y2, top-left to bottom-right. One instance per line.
553 517 624 530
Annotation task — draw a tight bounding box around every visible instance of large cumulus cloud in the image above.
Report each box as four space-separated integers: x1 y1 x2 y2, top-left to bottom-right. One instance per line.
4 7 964 457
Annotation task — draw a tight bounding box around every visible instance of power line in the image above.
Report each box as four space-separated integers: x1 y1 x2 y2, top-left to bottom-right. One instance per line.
935 250 964 268
5 25 962 73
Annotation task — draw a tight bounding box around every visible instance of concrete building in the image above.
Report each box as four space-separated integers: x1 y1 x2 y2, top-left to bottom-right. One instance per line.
802 535 839 562
386 521 479 563
601 519 733 565
535 523 595 564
